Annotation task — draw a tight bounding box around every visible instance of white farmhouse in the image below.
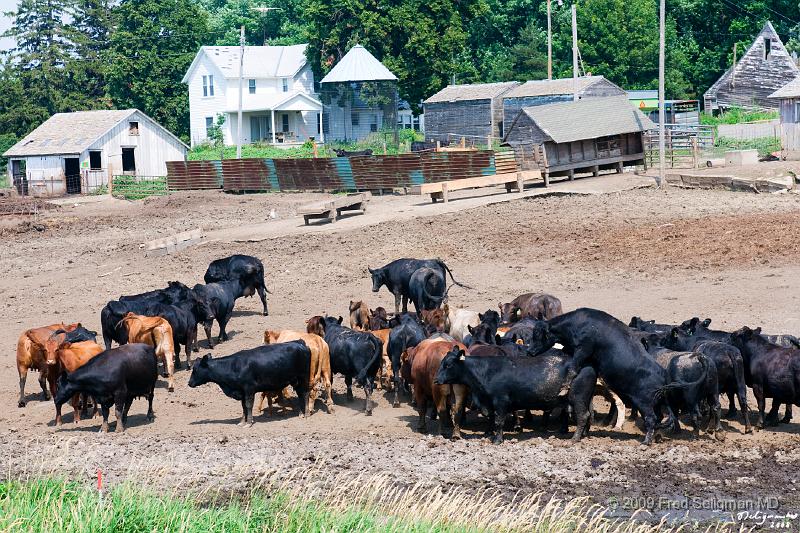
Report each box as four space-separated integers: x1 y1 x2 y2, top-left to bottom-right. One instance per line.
182 44 323 148
3 109 187 197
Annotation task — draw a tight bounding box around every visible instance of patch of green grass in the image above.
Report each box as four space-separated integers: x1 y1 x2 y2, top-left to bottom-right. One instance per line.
714 136 781 157
0 173 8 189
111 175 170 200
700 107 778 126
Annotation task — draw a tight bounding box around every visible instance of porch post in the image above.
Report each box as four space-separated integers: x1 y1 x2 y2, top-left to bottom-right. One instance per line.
271 109 276 145
319 111 324 144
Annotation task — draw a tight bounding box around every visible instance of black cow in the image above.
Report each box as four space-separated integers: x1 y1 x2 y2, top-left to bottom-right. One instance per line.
192 280 242 347
316 316 383 415
387 314 427 407
333 148 373 157
466 310 500 346
146 300 213 368
434 346 597 443
53 343 157 432
499 318 553 348
369 258 468 315
204 254 270 316
731 326 800 429
61 326 98 344
694 341 751 433
629 316 677 335
683 317 800 350
547 308 708 445
188 341 311 426
408 267 447 313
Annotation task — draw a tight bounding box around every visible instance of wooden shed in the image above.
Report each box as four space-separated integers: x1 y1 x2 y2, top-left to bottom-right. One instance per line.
502 76 625 133
422 82 520 144
769 75 800 152
704 21 798 112
503 95 656 183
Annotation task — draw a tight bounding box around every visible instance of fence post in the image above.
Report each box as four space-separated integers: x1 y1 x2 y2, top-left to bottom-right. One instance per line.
488 136 492 150
691 136 698 169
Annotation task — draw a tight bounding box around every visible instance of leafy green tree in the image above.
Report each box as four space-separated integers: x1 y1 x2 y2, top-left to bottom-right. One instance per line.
106 0 208 141
71 0 114 106
202 0 306 45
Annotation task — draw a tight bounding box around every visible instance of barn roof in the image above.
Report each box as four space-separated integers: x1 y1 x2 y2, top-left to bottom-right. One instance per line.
517 96 656 144
424 82 520 104
182 44 309 82
320 45 397 83
769 75 800 98
503 76 614 98
3 109 187 157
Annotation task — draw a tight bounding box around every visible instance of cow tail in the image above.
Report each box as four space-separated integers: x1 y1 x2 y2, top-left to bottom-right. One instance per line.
357 337 383 385
421 270 446 306
116 315 139 342
436 259 473 290
653 354 709 403
256 261 272 294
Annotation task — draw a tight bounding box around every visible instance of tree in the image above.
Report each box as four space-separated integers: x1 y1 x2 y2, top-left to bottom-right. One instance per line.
202 0 305 46
106 0 208 141
71 0 114 106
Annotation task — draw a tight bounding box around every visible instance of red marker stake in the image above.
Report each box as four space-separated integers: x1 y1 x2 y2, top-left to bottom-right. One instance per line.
97 469 103 505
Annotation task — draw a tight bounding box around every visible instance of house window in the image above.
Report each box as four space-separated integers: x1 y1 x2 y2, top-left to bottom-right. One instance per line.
795 102 800 123
370 114 378 132
249 79 256 94
205 116 214 138
202 75 215 96
128 121 139 135
89 150 102 170
282 78 289 92
351 112 360 126
282 114 289 133
764 38 772 60
250 116 272 141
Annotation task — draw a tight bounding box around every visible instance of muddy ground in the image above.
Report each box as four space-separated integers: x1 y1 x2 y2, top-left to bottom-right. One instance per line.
2 182 800 527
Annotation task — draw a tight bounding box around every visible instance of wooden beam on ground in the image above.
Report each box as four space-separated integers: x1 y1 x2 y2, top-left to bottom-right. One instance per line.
145 228 204 257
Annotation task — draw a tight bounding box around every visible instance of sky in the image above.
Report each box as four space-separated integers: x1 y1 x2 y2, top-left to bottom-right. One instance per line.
0 0 15 52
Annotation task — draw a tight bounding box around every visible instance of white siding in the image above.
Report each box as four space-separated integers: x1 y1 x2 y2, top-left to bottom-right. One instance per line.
8 155 68 196
187 56 228 147
294 65 314 94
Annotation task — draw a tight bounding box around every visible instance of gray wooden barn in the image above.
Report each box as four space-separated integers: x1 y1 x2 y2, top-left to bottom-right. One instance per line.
704 21 798 112
769 75 800 152
503 95 656 183
502 76 625 134
422 82 520 144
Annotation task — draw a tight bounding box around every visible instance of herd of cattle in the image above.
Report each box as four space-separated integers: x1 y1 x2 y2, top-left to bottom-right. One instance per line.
15 255 800 445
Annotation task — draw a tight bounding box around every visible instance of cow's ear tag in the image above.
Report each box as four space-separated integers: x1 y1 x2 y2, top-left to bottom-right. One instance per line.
458 354 466 361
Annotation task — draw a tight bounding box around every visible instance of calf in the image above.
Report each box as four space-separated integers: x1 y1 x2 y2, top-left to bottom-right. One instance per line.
498 293 562 324
695 341 751 433
188 341 311 426
629 316 677 334
448 307 480 343
731 326 800 429
262 330 334 414
47 340 104 425
349 301 370 331
369 258 468 315
53 343 157 432
420 307 448 335
368 307 390 330
16 323 81 407
312 316 383 415
192 280 241 347
117 313 177 392
403 339 469 438
387 314 427 407
369 328 393 389
408 267 447 313
204 254 270 316
466 310 501 346
547 308 707 445
435 346 597 443
146 301 211 369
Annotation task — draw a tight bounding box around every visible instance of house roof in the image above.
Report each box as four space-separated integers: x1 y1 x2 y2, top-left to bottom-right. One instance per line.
424 82 520 104
769 75 800 98
320 45 397 83
182 44 309 83
512 95 656 144
502 76 613 98
3 109 187 157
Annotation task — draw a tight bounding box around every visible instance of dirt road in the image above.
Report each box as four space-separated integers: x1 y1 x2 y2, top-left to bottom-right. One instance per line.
2 182 800 527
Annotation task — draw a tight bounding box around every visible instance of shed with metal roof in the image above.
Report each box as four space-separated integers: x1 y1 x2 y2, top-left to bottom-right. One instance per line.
503 96 655 181
4 109 187 197
422 82 520 144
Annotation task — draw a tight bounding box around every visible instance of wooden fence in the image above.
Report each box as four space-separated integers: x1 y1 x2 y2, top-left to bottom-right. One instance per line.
166 150 503 193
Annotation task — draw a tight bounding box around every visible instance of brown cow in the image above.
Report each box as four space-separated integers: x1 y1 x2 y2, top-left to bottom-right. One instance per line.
349 301 370 331
370 328 393 389
498 293 563 323
261 330 335 415
368 307 390 330
305 316 325 336
46 340 104 425
16 323 81 407
403 338 469 439
118 313 176 392
256 387 292 416
420 306 448 334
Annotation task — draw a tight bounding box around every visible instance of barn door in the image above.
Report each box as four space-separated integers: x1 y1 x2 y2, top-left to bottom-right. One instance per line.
64 158 81 194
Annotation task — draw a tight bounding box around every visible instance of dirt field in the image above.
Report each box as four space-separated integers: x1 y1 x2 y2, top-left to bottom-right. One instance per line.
2 181 800 528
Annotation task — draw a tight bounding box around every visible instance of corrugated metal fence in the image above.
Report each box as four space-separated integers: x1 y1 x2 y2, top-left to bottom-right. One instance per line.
166 150 503 193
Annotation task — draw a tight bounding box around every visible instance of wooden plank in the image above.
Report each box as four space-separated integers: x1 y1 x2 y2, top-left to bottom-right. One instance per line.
145 228 204 256
410 171 539 195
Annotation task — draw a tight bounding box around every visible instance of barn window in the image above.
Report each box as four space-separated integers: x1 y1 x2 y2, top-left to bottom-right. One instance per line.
89 151 102 170
351 112 360 126
122 147 136 172
249 79 256 94
128 121 139 135
764 38 772 60
370 114 378 132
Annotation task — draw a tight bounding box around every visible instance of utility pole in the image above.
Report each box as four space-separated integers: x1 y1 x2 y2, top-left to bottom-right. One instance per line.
572 4 578 101
658 0 666 187
547 0 553 80
731 42 738 88
236 24 245 159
